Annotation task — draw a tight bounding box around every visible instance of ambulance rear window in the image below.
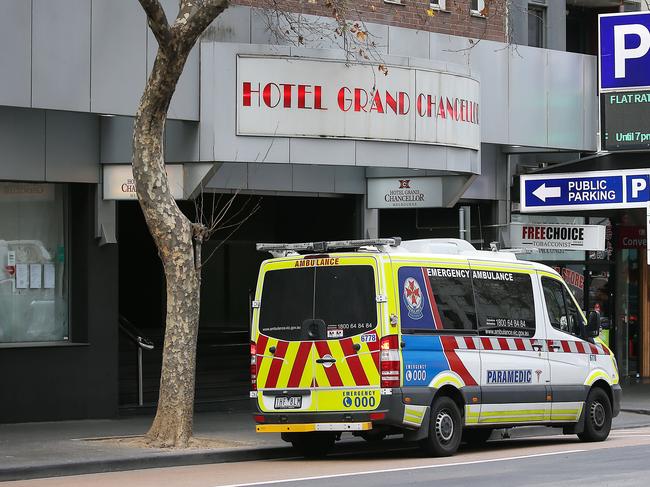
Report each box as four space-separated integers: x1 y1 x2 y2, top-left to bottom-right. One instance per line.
258 265 377 341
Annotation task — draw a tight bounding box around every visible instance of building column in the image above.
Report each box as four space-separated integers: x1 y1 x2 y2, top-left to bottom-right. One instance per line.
362 194 379 239
642 251 650 377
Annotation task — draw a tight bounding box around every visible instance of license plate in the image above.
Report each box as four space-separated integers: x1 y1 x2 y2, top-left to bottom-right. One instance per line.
274 396 302 409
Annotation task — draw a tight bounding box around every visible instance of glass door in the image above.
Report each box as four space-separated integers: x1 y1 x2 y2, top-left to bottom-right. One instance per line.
614 249 640 378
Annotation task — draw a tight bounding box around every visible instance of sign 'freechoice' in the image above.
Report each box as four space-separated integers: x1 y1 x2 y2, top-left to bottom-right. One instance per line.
236 56 480 151
508 223 606 252
599 12 650 91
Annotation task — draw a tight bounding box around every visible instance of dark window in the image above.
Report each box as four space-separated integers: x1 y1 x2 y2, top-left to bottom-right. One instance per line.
314 265 377 337
259 265 376 341
542 277 585 337
474 271 536 337
543 277 565 331
259 267 314 341
528 5 546 48
400 267 476 334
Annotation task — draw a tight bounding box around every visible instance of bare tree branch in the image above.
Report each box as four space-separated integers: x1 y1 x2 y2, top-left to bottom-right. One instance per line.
200 194 262 268
138 0 173 51
173 0 230 54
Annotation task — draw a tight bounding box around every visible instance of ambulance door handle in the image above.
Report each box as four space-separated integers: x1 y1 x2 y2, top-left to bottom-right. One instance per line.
550 345 561 351
352 343 361 352
269 346 276 354
400 341 406 349
532 344 543 352
316 358 337 364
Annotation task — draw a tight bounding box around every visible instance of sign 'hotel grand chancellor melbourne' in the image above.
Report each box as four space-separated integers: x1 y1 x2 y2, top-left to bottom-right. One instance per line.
236 56 481 151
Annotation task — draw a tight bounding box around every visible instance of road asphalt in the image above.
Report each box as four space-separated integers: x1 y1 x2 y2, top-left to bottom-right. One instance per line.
1 381 650 481
7 426 650 486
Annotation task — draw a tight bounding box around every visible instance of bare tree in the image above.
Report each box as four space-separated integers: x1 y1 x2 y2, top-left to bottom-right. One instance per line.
133 0 232 448
134 0 509 448
133 0 387 448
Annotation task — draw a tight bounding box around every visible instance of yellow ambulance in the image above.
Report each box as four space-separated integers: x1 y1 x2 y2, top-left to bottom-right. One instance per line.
250 238 620 457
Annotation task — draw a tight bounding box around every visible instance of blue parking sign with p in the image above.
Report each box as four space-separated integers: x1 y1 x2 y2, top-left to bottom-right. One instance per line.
600 12 650 91
626 175 650 203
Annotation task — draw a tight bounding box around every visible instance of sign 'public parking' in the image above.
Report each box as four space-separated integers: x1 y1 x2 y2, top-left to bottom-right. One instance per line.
600 12 650 91
520 169 650 213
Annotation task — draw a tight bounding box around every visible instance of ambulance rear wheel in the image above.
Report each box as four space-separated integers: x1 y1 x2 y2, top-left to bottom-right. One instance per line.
289 432 336 458
420 396 462 457
578 387 612 442
462 428 493 447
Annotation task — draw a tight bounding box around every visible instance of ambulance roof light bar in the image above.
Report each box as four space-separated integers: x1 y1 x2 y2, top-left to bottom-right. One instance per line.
256 238 402 256
489 241 541 255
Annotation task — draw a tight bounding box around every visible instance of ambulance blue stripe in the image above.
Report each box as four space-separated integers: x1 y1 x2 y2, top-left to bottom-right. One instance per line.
402 335 451 387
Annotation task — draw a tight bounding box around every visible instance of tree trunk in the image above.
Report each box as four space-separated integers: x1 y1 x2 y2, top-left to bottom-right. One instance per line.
132 46 198 448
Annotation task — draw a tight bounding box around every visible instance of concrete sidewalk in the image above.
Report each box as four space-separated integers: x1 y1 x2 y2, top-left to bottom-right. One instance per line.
2 383 650 481
0 405 290 481
619 379 650 414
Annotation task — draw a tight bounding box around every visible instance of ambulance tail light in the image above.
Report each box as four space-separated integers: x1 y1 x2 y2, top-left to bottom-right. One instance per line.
380 335 400 388
250 341 257 391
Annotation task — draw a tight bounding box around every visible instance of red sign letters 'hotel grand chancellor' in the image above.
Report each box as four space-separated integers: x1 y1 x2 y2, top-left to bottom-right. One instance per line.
236 56 481 151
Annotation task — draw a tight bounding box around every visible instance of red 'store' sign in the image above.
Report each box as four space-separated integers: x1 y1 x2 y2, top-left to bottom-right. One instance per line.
236 56 481 150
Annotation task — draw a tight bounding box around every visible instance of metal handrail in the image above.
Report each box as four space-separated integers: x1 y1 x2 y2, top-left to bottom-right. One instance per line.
119 315 154 350
118 315 154 406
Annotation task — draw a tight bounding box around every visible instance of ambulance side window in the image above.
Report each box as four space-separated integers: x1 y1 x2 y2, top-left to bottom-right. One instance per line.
564 289 585 337
399 267 476 334
542 277 583 337
473 272 536 338
427 271 477 332
542 278 566 332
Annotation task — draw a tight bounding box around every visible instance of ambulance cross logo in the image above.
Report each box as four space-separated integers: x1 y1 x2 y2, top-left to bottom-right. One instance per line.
403 277 423 320
399 179 411 189
535 369 543 382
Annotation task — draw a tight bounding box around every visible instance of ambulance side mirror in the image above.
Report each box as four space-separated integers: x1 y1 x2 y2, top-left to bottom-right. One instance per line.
585 311 600 339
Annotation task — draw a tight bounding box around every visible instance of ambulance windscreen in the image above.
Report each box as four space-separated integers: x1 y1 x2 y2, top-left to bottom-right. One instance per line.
258 265 377 341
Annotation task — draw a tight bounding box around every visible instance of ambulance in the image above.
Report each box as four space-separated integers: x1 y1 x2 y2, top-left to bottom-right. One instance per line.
250 238 621 457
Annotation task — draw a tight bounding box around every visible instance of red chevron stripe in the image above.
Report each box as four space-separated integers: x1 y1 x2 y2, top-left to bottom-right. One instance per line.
286 342 312 387
481 337 493 350
441 335 477 386
514 338 526 351
464 336 477 349
498 338 508 350
575 341 586 354
264 340 288 389
315 341 343 387
366 331 380 371
561 340 571 353
256 334 269 377
340 338 370 386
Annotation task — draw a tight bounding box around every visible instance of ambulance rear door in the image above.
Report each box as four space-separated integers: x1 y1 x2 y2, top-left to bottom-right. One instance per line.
254 255 382 414
310 255 382 412
255 260 317 414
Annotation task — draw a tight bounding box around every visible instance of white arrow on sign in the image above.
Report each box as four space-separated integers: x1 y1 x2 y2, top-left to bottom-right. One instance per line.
532 183 562 202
